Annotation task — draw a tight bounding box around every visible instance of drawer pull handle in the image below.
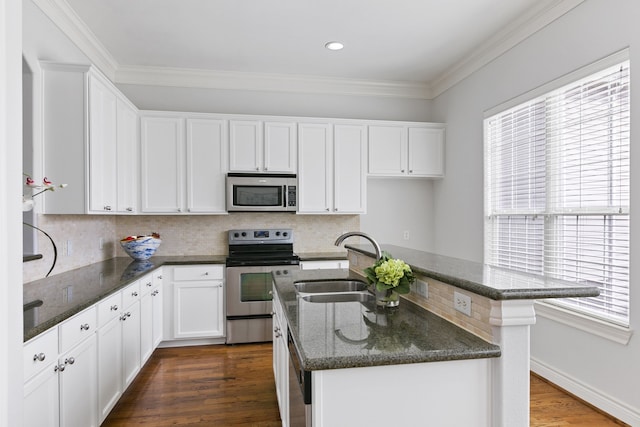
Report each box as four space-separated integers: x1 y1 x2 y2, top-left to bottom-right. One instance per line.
54 364 65 372
33 353 46 362
80 323 90 331
65 357 75 365
110 305 119 311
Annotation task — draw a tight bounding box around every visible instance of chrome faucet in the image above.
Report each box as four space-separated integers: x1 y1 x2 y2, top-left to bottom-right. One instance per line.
334 231 382 261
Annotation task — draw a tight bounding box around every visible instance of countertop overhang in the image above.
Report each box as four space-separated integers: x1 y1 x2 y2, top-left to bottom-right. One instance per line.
346 244 601 301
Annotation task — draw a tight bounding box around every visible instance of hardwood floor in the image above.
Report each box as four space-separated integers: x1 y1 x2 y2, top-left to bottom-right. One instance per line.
103 343 626 426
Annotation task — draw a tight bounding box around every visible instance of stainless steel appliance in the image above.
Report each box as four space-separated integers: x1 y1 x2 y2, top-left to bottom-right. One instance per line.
288 329 312 426
226 173 297 212
225 228 300 344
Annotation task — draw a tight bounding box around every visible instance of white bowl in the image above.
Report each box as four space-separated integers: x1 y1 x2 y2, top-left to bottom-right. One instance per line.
120 236 161 261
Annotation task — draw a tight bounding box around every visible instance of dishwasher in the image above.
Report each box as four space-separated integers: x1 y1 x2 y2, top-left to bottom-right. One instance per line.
288 330 312 427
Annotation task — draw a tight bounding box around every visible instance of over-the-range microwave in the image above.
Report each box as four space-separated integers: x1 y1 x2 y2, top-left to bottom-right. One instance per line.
226 173 297 212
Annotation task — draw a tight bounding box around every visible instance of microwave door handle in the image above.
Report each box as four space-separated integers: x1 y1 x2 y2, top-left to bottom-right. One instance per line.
283 185 287 208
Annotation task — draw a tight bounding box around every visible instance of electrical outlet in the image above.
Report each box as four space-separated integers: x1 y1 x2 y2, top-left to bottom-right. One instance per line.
66 240 73 256
415 279 428 298
454 291 471 316
99 237 104 250
403 230 410 240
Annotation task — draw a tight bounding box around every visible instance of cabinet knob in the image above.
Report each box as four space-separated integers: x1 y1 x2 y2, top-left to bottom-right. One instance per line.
54 364 65 373
120 314 127 321
264 167 268 171
325 208 330 211
409 170 413 173
401 169 405 173
132 291 138 297
110 305 119 311
126 207 133 212
104 205 112 211
158 275 163 280
80 323 90 331
256 167 260 171
33 353 46 362
334 208 338 211
146 282 152 287
152 290 159 296
177 208 182 212
204 272 209 276
65 357 75 365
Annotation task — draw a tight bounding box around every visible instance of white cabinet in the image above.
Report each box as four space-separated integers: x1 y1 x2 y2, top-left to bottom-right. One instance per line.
140 116 227 214
24 307 99 427
40 63 138 214
166 265 225 340
368 124 444 177
141 269 163 364
272 289 289 427
298 123 367 214
299 260 349 270
229 119 296 173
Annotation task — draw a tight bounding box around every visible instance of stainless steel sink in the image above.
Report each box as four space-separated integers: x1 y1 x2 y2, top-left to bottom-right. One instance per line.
301 292 376 303
294 280 368 294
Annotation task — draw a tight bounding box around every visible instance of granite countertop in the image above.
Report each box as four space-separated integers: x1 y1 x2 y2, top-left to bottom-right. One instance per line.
23 255 226 341
273 268 501 371
346 244 601 300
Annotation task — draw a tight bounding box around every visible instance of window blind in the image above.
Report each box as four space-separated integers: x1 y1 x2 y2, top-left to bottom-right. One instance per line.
485 60 630 325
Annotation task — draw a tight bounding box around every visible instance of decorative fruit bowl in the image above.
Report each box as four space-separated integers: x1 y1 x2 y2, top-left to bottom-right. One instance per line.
120 233 161 261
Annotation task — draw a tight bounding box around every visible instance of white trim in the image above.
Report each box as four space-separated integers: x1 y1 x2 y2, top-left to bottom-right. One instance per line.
115 65 432 99
30 0 118 80
484 48 629 118
431 0 585 98
531 357 640 426
535 301 633 345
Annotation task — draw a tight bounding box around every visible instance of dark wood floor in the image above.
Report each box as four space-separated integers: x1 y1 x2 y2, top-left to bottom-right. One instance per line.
103 343 626 426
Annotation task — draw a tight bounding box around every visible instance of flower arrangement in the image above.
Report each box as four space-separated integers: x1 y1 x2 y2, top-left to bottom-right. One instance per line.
363 251 416 307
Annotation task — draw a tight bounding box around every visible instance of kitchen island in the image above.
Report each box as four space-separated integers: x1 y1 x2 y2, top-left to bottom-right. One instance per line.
272 244 599 427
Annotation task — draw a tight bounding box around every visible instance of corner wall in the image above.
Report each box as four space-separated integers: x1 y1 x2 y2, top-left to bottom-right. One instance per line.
431 0 640 423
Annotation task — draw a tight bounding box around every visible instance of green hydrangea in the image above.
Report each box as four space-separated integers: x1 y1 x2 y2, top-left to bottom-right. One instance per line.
363 251 416 294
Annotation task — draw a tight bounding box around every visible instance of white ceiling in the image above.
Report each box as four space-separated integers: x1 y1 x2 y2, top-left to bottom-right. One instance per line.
31 0 583 98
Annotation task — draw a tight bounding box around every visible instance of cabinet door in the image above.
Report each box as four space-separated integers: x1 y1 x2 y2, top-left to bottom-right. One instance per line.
186 119 228 213
151 285 164 349
229 120 262 172
173 281 224 339
140 292 153 365
97 316 123 424
122 300 141 389
59 334 98 427
140 117 184 213
116 98 138 213
334 124 367 213
264 121 297 173
88 75 118 213
368 125 407 176
23 363 60 427
407 127 445 177
298 123 332 213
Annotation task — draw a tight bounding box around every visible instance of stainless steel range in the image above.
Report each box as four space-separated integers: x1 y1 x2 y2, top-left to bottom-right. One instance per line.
225 228 300 344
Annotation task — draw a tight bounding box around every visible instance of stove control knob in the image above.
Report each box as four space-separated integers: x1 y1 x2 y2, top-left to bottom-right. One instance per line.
275 231 281 236
233 232 239 238
241 232 247 237
283 232 288 237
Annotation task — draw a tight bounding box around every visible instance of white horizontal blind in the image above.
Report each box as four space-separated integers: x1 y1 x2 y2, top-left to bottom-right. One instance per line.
485 60 630 325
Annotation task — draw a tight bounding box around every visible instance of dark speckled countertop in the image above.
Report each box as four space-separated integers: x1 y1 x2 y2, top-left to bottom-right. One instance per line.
273 268 501 371
346 244 600 300
23 256 226 341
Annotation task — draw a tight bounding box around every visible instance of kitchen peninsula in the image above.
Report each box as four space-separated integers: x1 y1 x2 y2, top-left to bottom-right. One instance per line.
273 244 599 427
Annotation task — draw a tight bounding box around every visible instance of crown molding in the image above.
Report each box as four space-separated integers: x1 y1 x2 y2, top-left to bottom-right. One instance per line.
430 0 585 98
31 0 118 80
115 65 433 99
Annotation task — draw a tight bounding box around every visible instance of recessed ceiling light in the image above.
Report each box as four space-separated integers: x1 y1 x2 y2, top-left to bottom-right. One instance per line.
325 41 344 51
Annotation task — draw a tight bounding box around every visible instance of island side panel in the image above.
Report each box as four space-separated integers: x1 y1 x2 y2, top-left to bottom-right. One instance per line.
312 359 492 427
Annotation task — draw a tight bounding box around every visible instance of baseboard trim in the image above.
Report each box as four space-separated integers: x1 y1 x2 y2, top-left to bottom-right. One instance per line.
531 357 639 426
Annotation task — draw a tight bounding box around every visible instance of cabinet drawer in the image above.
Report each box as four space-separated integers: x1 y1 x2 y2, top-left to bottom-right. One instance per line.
140 272 155 296
122 280 141 308
97 292 123 328
59 306 97 354
24 327 59 381
173 265 223 281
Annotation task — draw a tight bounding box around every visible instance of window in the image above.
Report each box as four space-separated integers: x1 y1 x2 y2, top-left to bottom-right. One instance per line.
484 55 630 326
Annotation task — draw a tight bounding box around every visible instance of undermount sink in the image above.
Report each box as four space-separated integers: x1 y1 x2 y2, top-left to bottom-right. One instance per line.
294 280 368 294
301 292 376 304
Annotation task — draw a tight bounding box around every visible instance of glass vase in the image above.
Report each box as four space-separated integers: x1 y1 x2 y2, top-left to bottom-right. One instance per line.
376 288 400 308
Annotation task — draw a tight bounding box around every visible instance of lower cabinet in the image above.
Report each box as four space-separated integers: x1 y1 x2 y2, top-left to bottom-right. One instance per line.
165 265 225 340
59 334 99 427
272 289 289 427
141 268 163 364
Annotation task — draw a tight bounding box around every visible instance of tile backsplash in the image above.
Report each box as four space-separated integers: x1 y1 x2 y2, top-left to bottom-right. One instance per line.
24 213 359 283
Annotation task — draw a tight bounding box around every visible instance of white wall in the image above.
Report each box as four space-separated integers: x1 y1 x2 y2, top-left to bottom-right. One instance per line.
431 0 640 423
1 0 24 425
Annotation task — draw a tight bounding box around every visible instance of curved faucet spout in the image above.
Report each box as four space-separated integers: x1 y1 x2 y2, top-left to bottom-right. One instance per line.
334 231 382 261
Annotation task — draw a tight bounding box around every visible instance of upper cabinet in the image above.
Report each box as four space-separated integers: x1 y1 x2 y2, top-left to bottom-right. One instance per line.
140 115 227 214
298 122 367 214
229 120 296 173
40 63 138 214
368 124 445 177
